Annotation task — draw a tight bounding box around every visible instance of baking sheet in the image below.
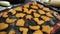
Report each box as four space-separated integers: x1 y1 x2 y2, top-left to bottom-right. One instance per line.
0 1 60 34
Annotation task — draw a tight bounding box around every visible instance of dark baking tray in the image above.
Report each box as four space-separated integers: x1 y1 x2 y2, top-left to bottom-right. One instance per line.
0 1 60 34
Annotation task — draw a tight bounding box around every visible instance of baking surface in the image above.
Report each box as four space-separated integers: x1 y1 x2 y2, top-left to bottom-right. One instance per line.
0 2 60 34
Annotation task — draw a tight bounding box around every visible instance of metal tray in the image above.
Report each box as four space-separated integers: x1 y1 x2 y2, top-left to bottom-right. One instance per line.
0 2 60 34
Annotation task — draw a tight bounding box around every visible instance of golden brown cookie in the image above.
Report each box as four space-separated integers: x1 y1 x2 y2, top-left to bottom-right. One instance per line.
42 25 51 34
16 19 25 26
33 18 39 22
9 9 16 15
0 31 7 34
0 23 8 30
14 7 22 11
8 30 16 34
43 7 50 12
46 12 54 18
29 25 40 30
33 13 40 18
25 15 33 20
6 18 16 24
38 10 45 14
38 4 44 9
23 8 29 13
19 27 28 34
16 13 26 18
19 27 28 32
41 16 50 21
28 9 36 14
37 20 44 25
2 12 8 18
33 30 43 34
31 5 38 9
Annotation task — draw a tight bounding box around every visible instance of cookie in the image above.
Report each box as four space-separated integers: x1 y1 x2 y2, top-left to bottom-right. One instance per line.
25 15 33 20
38 10 45 14
2 12 8 18
16 19 25 26
0 31 7 34
37 4 44 9
23 8 29 13
8 30 16 34
33 30 43 34
42 25 51 34
31 5 38 9
37 20 44 25
33 18 39 22
46 12 54 18
43 7 50 12
6 18 16 24
9 9 16 15
16 13 26 18
14 7 22 11
41 16 50 21
19 27 28 34
0 23 8 30
33 13 40 18
29 25 40 30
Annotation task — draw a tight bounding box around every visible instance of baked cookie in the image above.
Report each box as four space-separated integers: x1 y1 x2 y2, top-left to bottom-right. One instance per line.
33 30 43 34
33 13 40 18
25 15 33 20
29 25 40 30
46 12 54 18
41 16 50 21
42 25 51 34
8 30 16 34
0 23 8 30
16 13 26 18
0 31 7 34
14 7 22 11
23 8 29 13
2 12 8 18
31 5 38 9
9 9 16 15
33 18 39 22
38 4 44 9
28 9 36 14
16 19 25 26
38 10 45 14
37 20 44 25
43 7 50 12
6 18 16 24
19 27 28 34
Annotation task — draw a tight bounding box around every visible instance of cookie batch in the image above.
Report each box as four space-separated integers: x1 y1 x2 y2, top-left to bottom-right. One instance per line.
0 2 59 34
